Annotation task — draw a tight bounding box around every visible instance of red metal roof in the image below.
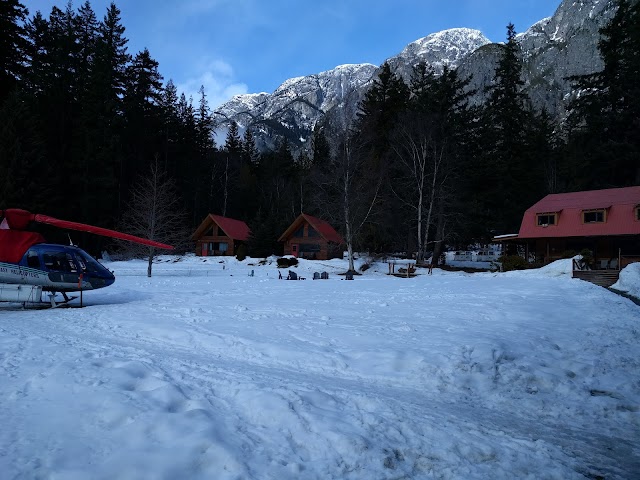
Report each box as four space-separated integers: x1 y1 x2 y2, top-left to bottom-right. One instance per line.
303 214 344 244
278 213 344 244
192 214 250 241
517 186 640 239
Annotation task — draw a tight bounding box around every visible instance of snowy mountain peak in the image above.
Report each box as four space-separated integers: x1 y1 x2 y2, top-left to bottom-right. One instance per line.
215 0 616 154
387 28 490 82
404 28 490 56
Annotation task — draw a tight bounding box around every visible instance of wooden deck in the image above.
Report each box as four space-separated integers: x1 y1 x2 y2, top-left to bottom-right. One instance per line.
572 270 620 287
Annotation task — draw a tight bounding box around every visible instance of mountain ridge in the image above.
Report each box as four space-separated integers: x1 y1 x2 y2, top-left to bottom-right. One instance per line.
214 0 618 153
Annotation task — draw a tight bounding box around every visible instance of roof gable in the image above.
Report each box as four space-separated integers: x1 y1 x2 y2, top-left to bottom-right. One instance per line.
192 214 250 241
517 186 640 239
278 214 343 244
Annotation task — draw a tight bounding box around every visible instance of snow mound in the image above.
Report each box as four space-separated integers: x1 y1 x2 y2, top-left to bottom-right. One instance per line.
612 263 640 299
536 256 576 277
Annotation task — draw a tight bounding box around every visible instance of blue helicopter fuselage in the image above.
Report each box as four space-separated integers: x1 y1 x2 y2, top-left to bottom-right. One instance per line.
0 243 115 292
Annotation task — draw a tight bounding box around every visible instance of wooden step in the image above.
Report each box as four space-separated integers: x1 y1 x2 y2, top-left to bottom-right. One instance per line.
572 270 620 287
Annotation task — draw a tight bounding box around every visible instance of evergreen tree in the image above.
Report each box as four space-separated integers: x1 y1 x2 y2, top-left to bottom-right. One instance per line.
356 61 409 164
479 23 539 236
0 91 49 210
242 128 259 165
196 85 214 157
158 79 180 174
566 0 640 187
122 48 164 209
125 48 163 114
355 62 409 249
224 120 242 155
311 126 331 172
80 2 130 226
0 0 29 101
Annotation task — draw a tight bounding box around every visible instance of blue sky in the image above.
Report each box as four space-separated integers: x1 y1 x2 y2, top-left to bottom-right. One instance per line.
28 0 561 107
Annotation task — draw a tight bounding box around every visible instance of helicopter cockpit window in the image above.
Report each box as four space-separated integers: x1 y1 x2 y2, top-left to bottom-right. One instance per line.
42 252 77 272
26 250 41 269
65 253 78 272
75 250 103 274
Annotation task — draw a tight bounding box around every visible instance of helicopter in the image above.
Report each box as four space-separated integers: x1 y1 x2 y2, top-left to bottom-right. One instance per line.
0 208 173 307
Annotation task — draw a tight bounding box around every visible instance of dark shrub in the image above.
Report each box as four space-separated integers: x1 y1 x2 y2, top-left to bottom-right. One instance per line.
579 248 594 267
277 257 298 268
499 255 531 272
236 244 247 261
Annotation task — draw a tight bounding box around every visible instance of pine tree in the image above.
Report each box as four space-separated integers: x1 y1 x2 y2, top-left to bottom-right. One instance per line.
355 61 409 249
311 126 331 172
158 79 180 174
122 48 164 204
0 91 49 211
566 0 640 187
242 128 259 165
0 0 29 101
224 120 242 155
357 61 409 164
479 23 538 236
196 85 213 157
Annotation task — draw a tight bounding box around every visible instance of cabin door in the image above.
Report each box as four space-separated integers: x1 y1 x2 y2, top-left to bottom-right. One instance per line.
201 243 208 256
291 244 298 257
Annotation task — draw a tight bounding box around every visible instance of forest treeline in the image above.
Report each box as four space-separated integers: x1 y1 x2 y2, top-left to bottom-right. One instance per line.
1 0 638 261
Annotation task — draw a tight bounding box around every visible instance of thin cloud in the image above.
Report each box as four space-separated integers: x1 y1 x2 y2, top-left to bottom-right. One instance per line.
175 59 248 108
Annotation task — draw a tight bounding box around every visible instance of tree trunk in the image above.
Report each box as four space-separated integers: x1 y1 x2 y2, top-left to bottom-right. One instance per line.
147 253 153 277
432 197 446 265
223 156 229 216
344 170 355 273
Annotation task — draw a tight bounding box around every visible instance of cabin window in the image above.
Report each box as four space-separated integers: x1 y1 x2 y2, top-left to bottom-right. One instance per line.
293 225 305 238
26 250 41 269
583 209 606 223
218 242 228 253
536 213 557 226
636 206 640 221
299 244 321 253
307 226 320 237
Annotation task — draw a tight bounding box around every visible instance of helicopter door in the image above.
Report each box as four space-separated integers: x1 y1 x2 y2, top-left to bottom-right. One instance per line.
26 250 41 269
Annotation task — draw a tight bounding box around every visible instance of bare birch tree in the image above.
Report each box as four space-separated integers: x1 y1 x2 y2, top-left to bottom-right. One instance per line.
120 156 190 277
310 125 382 273
390 111 449 264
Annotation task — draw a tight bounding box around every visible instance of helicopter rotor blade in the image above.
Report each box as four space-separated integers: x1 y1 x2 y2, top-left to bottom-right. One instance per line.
33 214 174 250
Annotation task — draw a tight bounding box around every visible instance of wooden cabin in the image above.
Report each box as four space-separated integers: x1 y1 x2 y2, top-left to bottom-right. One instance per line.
495 186 640 269
192 214 250 257
278 213 343 260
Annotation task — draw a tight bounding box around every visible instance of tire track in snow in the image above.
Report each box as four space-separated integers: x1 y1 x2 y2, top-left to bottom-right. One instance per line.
1 313 637 479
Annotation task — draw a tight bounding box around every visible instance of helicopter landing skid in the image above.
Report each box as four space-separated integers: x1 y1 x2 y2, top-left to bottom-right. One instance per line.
48 292 79 308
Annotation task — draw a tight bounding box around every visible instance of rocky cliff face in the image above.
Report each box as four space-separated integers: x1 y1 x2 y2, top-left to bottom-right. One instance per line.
215 0 619 154
458 0 618 116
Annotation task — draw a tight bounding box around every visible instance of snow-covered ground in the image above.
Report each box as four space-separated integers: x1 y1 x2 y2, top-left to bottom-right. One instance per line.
1 255 639 479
